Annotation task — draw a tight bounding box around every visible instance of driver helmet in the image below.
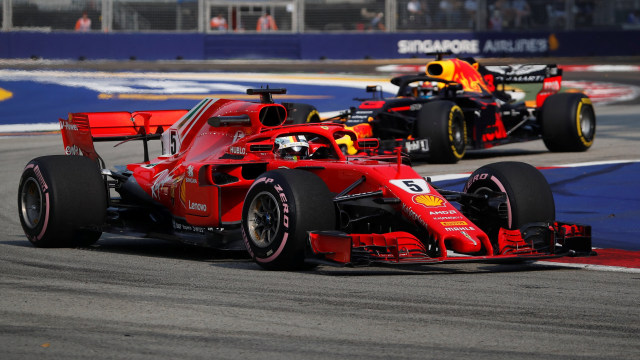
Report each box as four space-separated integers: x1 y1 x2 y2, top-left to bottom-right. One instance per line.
413 81 435 98
275 135 309 160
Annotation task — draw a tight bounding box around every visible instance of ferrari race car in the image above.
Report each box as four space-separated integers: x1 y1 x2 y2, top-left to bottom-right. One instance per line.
18 88 592 270
334 54 596 163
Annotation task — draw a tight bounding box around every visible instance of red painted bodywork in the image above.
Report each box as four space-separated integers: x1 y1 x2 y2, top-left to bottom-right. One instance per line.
59 96 590 266
536 75 563 107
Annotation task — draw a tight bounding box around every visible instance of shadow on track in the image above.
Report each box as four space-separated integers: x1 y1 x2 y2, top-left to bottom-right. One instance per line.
463 148 548 159
3 235 253 264
3 235 573 275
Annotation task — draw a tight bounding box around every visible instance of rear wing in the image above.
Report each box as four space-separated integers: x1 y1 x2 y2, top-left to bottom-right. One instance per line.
479 64 562 84
478 64 562 107
60 110 188 166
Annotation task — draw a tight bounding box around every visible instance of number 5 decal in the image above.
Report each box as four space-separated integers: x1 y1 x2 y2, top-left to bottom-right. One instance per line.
389 179 430 194
170 129 179 155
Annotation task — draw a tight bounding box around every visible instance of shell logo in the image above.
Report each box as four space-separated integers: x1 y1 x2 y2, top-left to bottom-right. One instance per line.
413 194 446 208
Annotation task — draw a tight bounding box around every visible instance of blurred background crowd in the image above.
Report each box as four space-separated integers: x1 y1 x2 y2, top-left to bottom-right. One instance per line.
2 0 639 33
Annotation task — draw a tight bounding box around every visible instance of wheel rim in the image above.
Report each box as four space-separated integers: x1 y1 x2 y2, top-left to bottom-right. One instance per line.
470 186 508 232
20 177 43 230
579 105 595 142
246 191 281 248
450 114 466 155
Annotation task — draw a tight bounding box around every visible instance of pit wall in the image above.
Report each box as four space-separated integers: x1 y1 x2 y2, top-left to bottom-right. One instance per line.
1 30 638 60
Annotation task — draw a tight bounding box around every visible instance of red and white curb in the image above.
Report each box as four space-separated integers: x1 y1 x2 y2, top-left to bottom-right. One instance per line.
559 65 640 72
537 248 640 273
564 80 639 105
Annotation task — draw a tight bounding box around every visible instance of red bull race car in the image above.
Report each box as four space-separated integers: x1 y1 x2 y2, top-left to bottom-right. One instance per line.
18 88 592 270
334 53 596 163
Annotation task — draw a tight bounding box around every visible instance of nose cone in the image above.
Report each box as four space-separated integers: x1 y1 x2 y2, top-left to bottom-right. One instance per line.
448 233 482 254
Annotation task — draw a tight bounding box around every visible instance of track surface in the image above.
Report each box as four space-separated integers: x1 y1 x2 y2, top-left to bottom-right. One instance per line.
1 62 639 359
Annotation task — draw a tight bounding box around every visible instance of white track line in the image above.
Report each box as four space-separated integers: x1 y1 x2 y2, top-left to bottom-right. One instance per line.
535 261 640 273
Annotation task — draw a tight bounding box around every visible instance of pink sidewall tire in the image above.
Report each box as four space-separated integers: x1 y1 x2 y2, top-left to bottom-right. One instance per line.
462 161 555 253
18 155 106 247
242 169 335 270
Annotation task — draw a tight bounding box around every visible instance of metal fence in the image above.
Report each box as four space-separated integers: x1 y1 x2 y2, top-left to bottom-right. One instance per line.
2 0 639 32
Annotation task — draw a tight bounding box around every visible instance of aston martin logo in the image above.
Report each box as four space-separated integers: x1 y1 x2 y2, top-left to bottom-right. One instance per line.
413 194 446 208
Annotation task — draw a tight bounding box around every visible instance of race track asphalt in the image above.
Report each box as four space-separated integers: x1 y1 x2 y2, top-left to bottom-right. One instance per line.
0 59 639 360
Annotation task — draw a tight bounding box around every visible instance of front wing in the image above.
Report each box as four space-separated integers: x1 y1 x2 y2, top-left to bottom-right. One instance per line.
306 222 592 267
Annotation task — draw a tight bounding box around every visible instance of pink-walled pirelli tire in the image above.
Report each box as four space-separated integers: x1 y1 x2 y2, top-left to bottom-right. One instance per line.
242 169 335 270
18 155 107 248
462 162 555 254
415 100 467 164
541 92 596 152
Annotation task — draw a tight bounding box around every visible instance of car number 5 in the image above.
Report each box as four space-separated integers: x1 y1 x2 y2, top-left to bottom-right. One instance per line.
389 179 430 194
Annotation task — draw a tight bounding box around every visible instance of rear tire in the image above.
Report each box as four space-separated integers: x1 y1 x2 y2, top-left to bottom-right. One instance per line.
18 155 106 247
415 100 466 163
283 103 321 124
462 162 555 253
541 92 596 152
242 169 335 270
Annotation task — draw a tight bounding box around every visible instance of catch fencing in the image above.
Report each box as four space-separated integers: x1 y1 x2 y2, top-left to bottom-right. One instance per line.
2 0 638 33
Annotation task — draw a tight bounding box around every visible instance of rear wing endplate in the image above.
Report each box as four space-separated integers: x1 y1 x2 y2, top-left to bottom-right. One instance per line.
478 64 563 107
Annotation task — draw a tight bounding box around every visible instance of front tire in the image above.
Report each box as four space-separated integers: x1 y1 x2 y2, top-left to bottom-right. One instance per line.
18 155 107 247
541 92 596 152
415 100 466 163
242 169 335 270
462 162 555 253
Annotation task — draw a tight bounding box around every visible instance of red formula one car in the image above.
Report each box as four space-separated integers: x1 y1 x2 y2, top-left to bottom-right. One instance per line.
335 54 596 163
18 88 592 270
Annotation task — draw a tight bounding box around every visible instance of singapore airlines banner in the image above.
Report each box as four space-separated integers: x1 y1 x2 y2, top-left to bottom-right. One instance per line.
0 30 637 60
299 30 636 59
395 37 549 56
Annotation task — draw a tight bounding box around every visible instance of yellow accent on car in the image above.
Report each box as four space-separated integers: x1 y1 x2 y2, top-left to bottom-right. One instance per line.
336 134 358 155
576 99 594 147
414 195 444 207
